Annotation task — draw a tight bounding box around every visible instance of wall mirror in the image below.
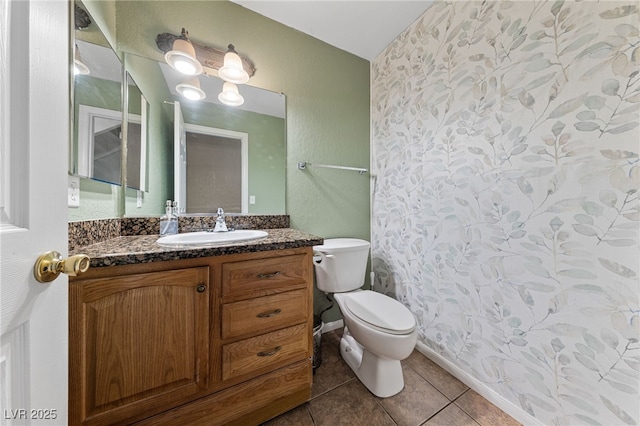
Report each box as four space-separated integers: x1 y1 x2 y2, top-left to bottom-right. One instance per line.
71 1 287 218
125 73 148 191
71 2 148 191
125 54 286 215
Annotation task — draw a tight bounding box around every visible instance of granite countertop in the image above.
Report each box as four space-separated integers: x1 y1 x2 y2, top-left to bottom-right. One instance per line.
71 228 323 268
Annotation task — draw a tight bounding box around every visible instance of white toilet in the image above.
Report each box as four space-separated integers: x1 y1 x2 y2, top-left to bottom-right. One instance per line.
313 238 417 398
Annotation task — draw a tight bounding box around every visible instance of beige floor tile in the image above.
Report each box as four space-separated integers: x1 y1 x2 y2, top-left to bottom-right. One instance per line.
403 351 469 400
309 380 396 426
424 403 480 426
455 390 521 426
312 330 356 398
262 330 518 426
377 367 450 426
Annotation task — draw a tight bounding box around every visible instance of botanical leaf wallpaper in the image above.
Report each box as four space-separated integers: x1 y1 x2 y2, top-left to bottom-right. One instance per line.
371 1 639 425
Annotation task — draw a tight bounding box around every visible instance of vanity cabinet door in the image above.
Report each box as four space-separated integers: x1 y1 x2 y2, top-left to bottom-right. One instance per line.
69 267 210 426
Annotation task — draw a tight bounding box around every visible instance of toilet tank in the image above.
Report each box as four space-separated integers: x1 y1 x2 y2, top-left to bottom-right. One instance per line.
313 238 370 293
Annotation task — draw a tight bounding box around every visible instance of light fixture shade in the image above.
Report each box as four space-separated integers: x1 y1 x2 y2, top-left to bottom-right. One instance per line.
176 76 206 101
218 44 249 84
74 45 90 75
218 82 244 106
165 37 203 76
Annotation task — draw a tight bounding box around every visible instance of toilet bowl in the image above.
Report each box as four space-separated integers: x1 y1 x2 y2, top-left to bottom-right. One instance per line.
313 238 417 398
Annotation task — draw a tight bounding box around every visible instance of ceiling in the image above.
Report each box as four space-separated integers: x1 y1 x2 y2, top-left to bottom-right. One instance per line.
231 1 434 61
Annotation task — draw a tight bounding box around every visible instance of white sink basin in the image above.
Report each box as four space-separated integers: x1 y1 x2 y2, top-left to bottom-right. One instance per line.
157 230 268 246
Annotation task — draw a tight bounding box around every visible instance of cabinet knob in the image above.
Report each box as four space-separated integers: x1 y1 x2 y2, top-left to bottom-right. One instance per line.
196 284 207 293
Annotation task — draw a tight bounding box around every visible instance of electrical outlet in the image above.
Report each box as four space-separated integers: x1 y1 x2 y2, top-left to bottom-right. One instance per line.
249 195 256 204
137 190 143 208
68 176 80 208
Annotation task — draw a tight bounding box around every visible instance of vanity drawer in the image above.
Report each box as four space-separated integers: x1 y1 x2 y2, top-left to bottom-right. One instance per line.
222 289 308 340
221 254 309 300
222 323 309 381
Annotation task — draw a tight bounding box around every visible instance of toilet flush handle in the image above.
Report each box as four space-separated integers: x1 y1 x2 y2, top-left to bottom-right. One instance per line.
313 251 334 265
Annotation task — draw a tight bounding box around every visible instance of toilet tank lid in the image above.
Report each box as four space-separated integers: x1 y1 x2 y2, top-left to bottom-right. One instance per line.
344 290 415 334
314 238 370 253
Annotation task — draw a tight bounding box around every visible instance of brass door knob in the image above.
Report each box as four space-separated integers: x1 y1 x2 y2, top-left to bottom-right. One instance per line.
34 251 90 283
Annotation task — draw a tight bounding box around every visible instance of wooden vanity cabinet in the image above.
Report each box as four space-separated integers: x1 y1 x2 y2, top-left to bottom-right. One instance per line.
69 248 314 426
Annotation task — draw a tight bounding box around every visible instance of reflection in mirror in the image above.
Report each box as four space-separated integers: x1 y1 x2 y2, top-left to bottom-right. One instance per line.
72 3 148 191
76 104 121 183
170 78 286 214
174 100 249 214
72 37 122 181
126 74 148 191
73 67 148 190
186 126 247 214
124 54 287 215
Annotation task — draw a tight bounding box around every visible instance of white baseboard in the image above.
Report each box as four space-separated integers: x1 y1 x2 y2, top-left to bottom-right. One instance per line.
415 341 544 426
321 319 344 333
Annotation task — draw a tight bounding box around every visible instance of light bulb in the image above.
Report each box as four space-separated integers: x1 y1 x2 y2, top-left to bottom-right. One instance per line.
181 87 203 100
164 37 202 76
218 82 244 106
218 45 249 84
74 44 90 75
173 59 198 75
74 60 90 75
176 77 206 101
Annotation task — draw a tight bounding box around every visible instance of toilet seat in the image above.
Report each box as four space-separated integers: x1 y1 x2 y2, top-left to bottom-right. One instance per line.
342 291 415 335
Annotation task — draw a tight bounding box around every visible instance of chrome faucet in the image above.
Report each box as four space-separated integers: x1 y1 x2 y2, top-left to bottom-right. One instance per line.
213 207 228 232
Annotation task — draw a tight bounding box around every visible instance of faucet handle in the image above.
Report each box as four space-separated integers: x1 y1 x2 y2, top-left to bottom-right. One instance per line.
214 207 228 232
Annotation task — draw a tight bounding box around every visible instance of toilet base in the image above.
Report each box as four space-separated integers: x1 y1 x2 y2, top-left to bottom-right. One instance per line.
339 327 405 398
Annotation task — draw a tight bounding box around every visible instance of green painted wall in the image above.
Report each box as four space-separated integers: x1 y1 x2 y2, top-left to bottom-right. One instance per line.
80 0 116 49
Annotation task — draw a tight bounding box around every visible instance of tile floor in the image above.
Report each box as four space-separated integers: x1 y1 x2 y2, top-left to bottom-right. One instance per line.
263 330 521 426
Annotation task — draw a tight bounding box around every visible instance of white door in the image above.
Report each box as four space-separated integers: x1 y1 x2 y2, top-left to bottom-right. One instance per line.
174 101 186 212
1 0 70 423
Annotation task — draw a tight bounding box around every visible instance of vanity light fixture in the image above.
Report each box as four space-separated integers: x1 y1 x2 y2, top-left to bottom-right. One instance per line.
163 28 203 76
73 44 90 75
176 76 206 101
75 5 91 30
218 82 244 106
218 44 250 84
156 32 256 80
